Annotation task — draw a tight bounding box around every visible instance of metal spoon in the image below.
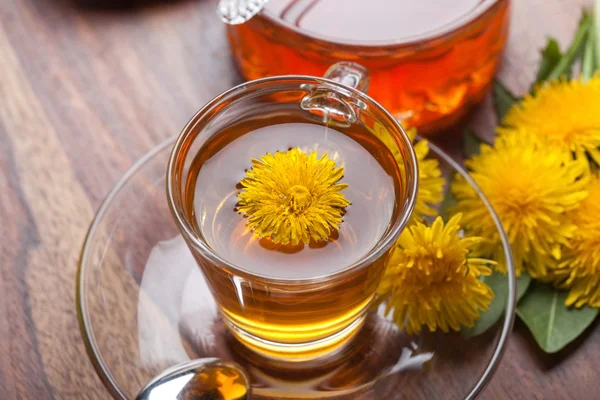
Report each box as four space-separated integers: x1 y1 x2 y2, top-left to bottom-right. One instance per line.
136 358 251 400
217 0 270 25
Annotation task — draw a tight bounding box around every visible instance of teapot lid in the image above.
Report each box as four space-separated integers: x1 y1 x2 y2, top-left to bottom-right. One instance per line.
264 0 487 43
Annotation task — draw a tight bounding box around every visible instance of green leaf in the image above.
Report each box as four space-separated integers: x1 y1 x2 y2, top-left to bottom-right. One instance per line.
462 272 531 338
462 129 485 158
535 38 563 84
493 81 518 121
517 282 598 353
517 273 532 301
438 183 457 221
581 31 596 81
594 0 600 72
546 12 592 82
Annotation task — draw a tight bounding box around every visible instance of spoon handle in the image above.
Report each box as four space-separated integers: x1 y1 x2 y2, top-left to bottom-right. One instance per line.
217 0 271 25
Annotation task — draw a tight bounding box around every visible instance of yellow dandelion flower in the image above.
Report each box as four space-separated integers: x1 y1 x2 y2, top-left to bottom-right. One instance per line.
451 133 588 278
237 148 350 246
376 214 495 335
372 125 444 221
550 174 600 308
499 77 600 166
411 138 445 221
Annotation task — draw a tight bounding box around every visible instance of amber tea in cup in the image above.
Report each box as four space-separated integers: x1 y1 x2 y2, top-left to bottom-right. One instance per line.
226 0 510 134
167 63 418 361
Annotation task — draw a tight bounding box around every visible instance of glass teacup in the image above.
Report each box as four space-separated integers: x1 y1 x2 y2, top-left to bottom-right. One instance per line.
166 62 418 361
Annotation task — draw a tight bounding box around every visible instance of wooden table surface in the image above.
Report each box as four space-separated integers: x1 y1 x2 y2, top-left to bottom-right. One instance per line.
1 0 598 398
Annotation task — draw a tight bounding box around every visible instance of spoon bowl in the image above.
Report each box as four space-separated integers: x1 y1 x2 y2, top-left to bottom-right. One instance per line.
136 358 250 400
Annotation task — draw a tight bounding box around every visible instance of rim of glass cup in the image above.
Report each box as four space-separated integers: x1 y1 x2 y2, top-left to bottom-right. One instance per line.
258 0 505 48
76 136 516 400
166 74 419 284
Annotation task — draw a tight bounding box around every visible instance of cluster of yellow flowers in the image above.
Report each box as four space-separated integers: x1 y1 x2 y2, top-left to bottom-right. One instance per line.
375 129 495 334
452 77 600 308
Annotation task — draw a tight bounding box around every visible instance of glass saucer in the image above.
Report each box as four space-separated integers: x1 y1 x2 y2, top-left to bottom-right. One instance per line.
77 138 516 400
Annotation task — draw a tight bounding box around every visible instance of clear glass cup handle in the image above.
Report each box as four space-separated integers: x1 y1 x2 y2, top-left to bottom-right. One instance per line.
301 62 371 125
324 62 371 93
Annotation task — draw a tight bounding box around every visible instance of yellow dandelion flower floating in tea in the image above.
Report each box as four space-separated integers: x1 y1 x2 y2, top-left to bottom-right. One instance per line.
372 125 444 221
237 148 350 246
376 214 495 335
550 174 600 308
500 77 600 166
452 134 589 278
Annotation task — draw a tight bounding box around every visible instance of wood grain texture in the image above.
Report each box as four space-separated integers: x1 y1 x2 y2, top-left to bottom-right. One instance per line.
0 0 597 398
